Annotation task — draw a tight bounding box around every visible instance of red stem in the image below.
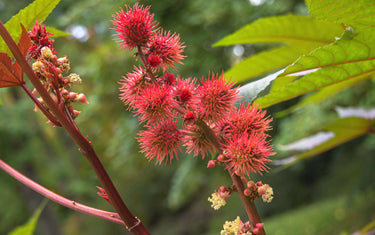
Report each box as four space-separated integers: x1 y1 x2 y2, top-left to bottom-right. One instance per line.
20 83 61 126
0 22 150 235
230 172 266 235
136 45 156 80
0 159 124 225
196 120 266 235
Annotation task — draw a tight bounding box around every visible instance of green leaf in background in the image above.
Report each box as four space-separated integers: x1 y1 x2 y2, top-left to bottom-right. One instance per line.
224 43 318 83
359 219 375 234
214 14 343 47
282 117 373 167
46 26 70 38
255 28 375 108
0 0 61 52
214 14 343 83
9 200 47 235
306 0 375 30
277 72 374 117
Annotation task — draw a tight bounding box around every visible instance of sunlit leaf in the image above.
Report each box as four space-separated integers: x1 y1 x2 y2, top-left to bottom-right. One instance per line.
0 0 61 52
46 26 71 38
283 117 372 167
306 0 375 30
214 14 343 47
277 72 374 117
225 43 319 82
9 200 47 235
255 29 375 108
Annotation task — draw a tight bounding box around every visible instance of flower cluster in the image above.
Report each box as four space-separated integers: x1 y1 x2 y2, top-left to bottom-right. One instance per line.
243 180 273 203
28 22 87 122
220 216 264 235
28 20 56 60
208 186 232 210
112 4 273 178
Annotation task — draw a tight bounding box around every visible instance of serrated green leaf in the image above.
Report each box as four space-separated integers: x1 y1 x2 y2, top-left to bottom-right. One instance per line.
46 26 70 38
9 200 47 235
255 29 375 108
0 0 61 52
284 117 372 167
306 0 375 30
282 31 375 76
277 72 374 117
225 43 319 82
256 60 375 108
213 14 343 47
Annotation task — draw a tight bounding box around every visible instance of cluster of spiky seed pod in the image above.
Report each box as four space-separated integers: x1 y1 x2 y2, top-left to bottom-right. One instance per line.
112 4 274 179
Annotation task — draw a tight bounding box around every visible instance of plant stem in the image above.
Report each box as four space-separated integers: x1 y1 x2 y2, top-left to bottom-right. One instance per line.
0 22 150 235
229 172 266 235
136 45 157 80
0 159 124 225
20 83 61 126
197 119 266 234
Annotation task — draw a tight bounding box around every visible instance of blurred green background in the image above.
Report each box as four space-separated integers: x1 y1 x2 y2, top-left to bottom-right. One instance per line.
0 0 374 234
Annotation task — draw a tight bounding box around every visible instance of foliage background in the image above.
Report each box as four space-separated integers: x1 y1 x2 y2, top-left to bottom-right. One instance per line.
0 0 374 234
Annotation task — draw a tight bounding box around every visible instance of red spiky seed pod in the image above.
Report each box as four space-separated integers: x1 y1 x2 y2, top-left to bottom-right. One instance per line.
145 30 185 70
197 73 239 122
223 133 274 177
112 3 158 51
133 82 174 123
219 104 272 139
119 66 147 109
138 119 182 164
183 125 216 159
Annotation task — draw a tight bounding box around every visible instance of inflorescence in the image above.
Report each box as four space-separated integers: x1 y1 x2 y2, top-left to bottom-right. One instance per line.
112 3 275 233
28 20 87 123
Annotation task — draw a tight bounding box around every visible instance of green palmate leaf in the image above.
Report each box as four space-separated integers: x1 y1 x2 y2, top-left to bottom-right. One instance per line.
277 72 375 116
213 14 343 47
9 200 47 235
0 0 61 52
255 28 375 108
306 0 375 29
215 14 343 83
225 43 319 82
283 117 373 167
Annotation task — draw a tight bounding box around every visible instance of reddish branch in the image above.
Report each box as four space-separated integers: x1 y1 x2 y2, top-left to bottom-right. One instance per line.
0 159 124 225
0 21 150 235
